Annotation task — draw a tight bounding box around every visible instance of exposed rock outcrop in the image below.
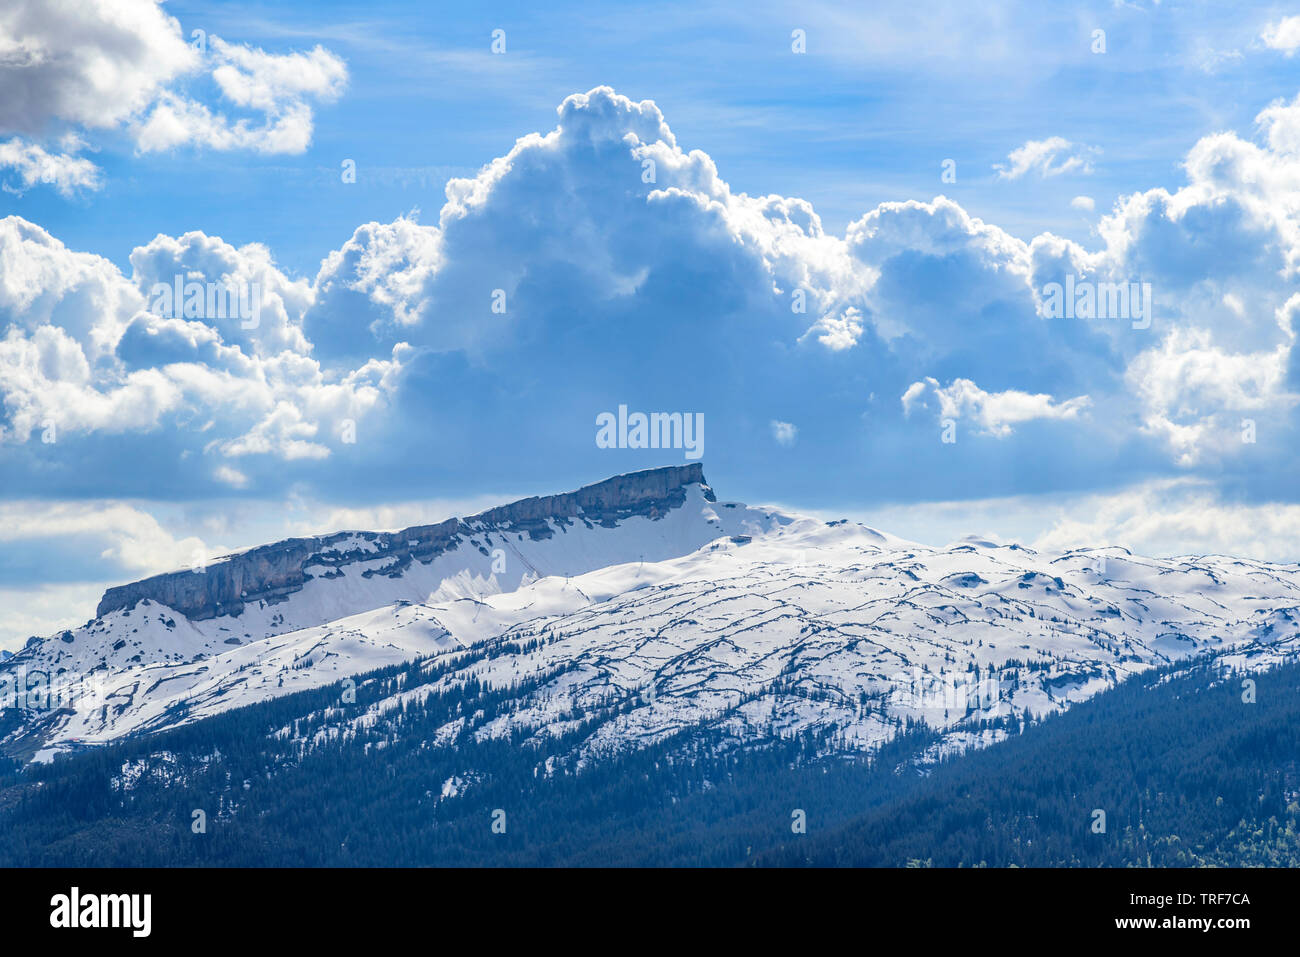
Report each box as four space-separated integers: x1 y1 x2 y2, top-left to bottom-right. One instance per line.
95 464 710 621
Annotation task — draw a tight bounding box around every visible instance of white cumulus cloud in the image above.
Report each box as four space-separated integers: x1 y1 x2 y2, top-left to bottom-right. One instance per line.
0 0 348 185
1262 16 1300 55
995 136 1097 179
0 137 102 195
903 377 1091 437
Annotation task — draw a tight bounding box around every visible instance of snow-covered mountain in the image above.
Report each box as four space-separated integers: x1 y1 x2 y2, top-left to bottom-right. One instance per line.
3 464 1298 765
0 465 780 759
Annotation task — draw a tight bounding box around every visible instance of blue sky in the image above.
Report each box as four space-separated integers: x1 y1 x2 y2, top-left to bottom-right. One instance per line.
5 0 1300 645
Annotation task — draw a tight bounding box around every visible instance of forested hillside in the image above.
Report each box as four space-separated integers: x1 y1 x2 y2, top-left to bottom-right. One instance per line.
1 652 1296 867
759 659 1300 867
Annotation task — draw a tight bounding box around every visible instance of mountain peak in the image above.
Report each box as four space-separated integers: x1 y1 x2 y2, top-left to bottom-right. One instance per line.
94 463 712 622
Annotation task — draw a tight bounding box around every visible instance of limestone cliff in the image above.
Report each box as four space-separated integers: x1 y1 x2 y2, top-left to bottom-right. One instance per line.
95 464 710 621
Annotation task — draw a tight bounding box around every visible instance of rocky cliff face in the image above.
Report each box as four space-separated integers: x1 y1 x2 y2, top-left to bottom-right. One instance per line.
95 465 711 621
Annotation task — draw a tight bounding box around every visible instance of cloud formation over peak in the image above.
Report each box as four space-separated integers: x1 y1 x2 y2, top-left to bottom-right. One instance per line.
310 88 859 360
3 83 1300 525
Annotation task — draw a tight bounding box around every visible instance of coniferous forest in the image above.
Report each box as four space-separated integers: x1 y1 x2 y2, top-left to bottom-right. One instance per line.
1 653 1297 867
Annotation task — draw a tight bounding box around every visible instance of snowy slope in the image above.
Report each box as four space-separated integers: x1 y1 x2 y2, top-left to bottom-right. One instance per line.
0 469 786 759
304 521 1300 767
14 516 1300 763
6 467 1300 766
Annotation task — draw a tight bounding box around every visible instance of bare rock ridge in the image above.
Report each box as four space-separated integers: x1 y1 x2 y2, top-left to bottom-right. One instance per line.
95 464 710 621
